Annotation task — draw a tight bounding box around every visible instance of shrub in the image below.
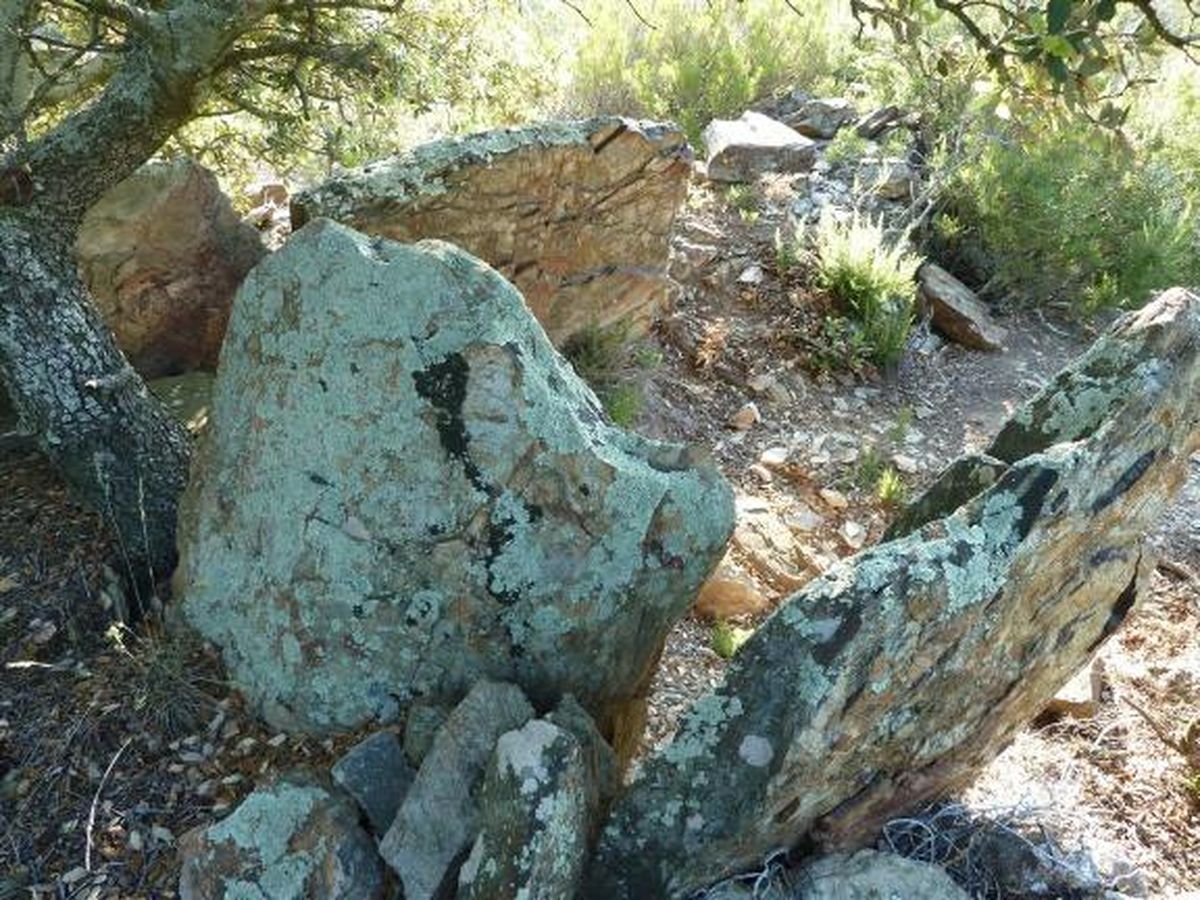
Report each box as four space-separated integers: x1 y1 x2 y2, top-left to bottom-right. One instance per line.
947 124 1199 311
813 211 922 368
562 320 646 427
566 0 855 147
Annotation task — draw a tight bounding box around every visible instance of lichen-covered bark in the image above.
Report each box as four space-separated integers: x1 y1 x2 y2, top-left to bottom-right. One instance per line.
0 1 279 583
0 212 189 580
586 288 1200 899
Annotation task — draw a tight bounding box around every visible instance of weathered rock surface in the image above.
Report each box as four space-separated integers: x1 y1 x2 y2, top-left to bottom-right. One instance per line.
381 681 533 900
586 289 1200 898
291 118 690 346
799 850 970 899
785 98 857 140
457 719 591 900
703 112 816 183
177 772 385 900
918 263 1007 351
75 158 266 377
175 220 734 734
883 453 1007 541
859 157 917 201
330 730 413 836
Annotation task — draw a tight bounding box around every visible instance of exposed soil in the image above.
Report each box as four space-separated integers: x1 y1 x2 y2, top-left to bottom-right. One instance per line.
0 175 1196 898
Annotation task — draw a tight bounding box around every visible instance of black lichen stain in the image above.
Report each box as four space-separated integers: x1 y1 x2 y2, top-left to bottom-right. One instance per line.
1005 465 1061 542
484 513 521 605
412 353 487 492
1091 449 1157 514
812 607 863 667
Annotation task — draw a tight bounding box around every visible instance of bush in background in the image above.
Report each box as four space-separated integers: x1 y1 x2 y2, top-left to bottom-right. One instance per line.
944 122 1199 313
565 0 855 146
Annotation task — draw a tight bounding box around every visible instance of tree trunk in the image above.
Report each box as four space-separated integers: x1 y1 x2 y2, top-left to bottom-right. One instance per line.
0 210 190 583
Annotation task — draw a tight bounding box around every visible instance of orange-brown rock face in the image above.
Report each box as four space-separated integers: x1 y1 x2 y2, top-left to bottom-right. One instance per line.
291 118 692 346
75 159 266 377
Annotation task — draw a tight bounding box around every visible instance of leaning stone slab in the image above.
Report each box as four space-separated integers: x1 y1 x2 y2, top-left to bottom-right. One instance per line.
380 681 533 900
585 289 1200 898
174 220 734 734
291 118 690 346
918 263 1006 351
457 719 591 900
177 771 385 900
76 158 266 378
702 112 816 182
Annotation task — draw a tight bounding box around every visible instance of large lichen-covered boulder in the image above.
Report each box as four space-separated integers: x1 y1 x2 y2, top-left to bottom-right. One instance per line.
177 772 386 900
75 158 266 377
290 118 691 346
174 219 734 736
585 289 1200 898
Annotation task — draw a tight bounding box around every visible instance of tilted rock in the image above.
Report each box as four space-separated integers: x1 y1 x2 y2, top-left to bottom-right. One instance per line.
381 681 533 900
330 730 413 836
175 219 734 738
291 118 690 346
586 289 1200 898
785 98 857 140
177 772 385 900
702 112 816 183
457 719 591 900
918 263 1007 351
75 158 266 377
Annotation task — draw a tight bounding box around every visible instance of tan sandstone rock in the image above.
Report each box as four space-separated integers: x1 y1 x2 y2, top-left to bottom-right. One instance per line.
291 118 691 346
76 158 266 377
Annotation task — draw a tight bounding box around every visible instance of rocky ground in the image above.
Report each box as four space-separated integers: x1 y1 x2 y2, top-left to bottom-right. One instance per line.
1 174 1197 898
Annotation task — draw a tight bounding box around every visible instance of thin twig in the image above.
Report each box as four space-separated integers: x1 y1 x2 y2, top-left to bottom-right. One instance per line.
85 737 132 871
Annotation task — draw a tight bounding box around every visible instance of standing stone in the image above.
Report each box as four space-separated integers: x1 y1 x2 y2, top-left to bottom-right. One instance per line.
330 730 413 836
457 719 591 900
75 158 266 377
291 118 690 346
702 112 816 183
178 772 385 900
175 220 734 735
586 289 1200 898
380 681 534 900
917 263 1006 351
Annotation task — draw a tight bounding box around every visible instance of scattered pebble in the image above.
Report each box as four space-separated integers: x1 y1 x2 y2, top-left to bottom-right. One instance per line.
820 488 849 510
729 402 761 431
840 521 867 550
892 454 919 474
759 446 790 468
748 463 773 484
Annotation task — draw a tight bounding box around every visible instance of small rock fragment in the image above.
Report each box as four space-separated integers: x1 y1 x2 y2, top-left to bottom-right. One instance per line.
331 730 413 836
729 402 761 431
819 488 849 510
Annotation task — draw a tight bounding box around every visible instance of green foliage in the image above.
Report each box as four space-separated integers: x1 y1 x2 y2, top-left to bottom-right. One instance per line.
948 124 1199 311
774 228 802 274
852 444 887 490
725 184 760 222
876 467 907 506
568 0 854 146
562 321 647 428
711 619 754 659
823 128 871 166
814 212 922 368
